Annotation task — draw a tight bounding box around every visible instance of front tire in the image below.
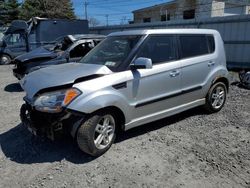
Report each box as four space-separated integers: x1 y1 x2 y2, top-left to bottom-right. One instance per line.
0 54 11 65
204 82 227 113
76 111 117 157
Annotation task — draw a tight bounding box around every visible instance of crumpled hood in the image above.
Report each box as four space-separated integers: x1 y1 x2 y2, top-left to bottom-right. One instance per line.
15 46 57 63
21 63 113 99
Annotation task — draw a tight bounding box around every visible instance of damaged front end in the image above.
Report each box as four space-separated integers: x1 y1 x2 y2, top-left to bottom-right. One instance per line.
20 101 84 140
19 63 113 140
20 88 84 140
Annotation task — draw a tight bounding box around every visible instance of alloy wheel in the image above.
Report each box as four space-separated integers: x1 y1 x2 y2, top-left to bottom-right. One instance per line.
94 115 115 150
211 86 225 109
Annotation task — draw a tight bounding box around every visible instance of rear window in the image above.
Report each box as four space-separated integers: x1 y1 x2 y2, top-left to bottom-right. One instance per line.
179 35 214 59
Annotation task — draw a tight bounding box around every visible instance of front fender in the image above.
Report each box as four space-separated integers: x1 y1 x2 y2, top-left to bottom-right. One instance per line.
67 89 130 122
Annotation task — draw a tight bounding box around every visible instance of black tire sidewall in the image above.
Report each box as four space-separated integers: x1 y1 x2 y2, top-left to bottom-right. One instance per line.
77 111 117 156
206 82 227 112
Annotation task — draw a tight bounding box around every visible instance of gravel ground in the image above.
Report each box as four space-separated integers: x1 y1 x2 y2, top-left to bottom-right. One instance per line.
0 65 249 188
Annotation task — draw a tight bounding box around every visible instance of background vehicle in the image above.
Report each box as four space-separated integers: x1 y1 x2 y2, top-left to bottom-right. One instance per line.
239 70 250 89
0 17 89 65
20 29 229 157
13 34 105 80
0 26 7 41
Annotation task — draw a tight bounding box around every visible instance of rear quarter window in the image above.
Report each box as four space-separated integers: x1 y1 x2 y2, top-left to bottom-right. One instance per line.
207 35 215 53
179 35 213 59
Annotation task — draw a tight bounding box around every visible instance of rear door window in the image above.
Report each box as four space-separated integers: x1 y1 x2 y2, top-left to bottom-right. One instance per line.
179 35 210 59
136 35 177 65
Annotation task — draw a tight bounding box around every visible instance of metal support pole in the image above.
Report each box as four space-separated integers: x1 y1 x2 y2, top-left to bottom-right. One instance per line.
105 14 109 26
84 1 88 20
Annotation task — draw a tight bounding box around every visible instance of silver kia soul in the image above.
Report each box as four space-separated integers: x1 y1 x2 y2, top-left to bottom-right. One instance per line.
20 29 229 156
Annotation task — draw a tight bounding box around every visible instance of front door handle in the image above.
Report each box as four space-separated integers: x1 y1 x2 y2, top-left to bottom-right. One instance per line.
170 70 180 77
208 61 215 67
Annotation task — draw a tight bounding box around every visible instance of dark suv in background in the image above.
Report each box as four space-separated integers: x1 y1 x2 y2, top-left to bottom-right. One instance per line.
0 18 89 65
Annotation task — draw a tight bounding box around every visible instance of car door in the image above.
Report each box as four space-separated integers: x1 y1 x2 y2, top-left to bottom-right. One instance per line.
178 34 216 103
129 34 182 121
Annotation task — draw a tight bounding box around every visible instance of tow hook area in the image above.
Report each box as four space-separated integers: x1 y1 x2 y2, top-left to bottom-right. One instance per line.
20 103 67 140
20 104 39 136
20 103 85 140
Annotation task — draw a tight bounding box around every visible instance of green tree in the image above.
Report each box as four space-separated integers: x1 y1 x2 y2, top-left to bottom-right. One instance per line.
0 1 6 23
0 0 19 24
19 0 76 20
5 0 19 22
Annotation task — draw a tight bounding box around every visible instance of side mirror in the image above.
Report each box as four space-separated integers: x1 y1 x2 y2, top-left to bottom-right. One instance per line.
130 57 152 70
0 40 6 47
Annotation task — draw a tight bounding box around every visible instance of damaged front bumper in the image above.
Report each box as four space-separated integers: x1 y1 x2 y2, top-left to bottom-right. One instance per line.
20 102 84 140
13 69 24 80
12 64 25 80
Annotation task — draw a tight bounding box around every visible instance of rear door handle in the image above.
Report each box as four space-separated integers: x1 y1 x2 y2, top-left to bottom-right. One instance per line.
170 70 180 77
208 61 215 67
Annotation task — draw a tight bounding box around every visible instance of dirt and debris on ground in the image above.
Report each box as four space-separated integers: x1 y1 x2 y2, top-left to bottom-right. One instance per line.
0 65 249 188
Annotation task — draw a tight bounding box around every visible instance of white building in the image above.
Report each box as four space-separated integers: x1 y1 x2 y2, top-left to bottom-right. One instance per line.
132 0 250 23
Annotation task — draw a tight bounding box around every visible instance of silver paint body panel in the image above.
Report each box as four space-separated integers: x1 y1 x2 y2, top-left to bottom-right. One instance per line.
23 29 229 131
21 63 112 99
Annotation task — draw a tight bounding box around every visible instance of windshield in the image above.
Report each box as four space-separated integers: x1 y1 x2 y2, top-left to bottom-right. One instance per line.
3 33 26 46
79 35 142 71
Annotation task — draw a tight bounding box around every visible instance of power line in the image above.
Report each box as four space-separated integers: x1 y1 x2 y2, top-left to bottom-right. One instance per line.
90 4 128 14
90 2 248 18
81 0 250 26
90 0 164 6
105 14 109 26
84 1 89 20
92 3 249 26
91 12 131 16
89 0 249 16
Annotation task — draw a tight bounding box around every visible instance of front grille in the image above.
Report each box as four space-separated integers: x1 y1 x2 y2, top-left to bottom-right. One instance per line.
13 60 26 73
29 110 63 128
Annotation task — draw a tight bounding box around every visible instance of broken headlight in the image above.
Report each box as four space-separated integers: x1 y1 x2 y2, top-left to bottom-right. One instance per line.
34 88 81 113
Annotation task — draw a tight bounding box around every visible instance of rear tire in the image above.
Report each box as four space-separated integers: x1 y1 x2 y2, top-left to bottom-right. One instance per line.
204 82 227 113
76 111 117 157
0 54 11 65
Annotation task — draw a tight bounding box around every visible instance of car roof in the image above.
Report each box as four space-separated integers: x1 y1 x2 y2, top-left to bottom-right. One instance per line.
71 34 106 41
108 29 219 37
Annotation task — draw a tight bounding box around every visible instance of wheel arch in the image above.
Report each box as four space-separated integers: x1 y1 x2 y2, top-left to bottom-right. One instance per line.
90 106 126 132
1 52 12 59
212 76 229 92
71 105 126 139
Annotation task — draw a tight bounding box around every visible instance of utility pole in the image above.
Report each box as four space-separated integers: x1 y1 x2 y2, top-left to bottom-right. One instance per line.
105 14 109 26
84 1 89 20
